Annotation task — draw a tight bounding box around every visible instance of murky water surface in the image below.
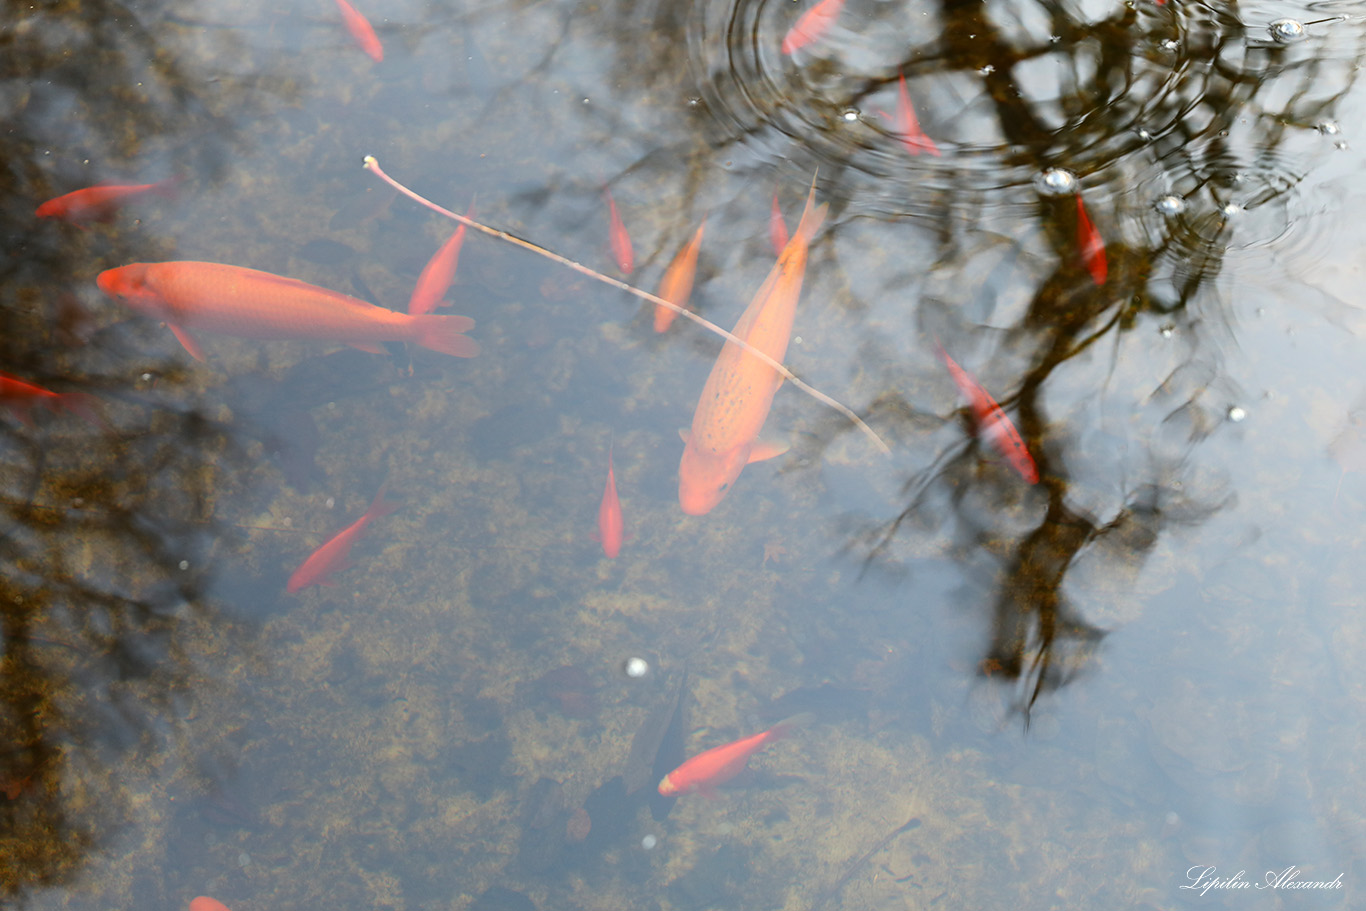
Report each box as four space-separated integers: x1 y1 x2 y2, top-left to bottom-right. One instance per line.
4 0 1365 908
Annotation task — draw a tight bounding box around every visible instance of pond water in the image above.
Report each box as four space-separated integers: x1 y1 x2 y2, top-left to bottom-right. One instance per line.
3 0 1365 909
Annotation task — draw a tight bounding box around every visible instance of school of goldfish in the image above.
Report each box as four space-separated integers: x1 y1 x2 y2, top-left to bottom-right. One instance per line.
13 0 1124 900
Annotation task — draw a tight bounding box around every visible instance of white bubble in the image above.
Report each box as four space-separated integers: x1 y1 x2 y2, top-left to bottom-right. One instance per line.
1227 406 1246 423
1154 195 1185 216
841 108 860 122
178 560 189 571
1318 120 1341 135
624 657 649 678
641 834 658 849
1269 18 1305 43
1035 168 1076 196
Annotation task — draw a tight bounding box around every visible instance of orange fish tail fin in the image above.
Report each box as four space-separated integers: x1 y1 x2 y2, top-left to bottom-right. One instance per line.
412 314 480 357
366 484 400 520
59 392 104 428
791 185 827 248
765 711 817 742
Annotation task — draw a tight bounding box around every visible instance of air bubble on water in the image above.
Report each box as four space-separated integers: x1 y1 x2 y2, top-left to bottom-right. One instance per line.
1221 202 1242 217
1160 38 1179 51
326 497 336 508
1035 168 1076 196
1334 140 1349 151
1318 120 1340 135
624 657 649 678
178 560 189 571
1269 18 1305 43
978 65 995 75
841 108 860 122
1227 406 1247 423
1159 324 1174 338
1155 195 1186 216
642 835 658 850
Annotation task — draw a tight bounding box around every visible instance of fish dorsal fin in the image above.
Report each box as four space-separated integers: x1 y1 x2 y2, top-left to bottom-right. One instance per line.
678 428 691 443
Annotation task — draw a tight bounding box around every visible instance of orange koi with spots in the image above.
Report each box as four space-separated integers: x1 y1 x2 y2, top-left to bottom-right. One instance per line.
678 185 826 514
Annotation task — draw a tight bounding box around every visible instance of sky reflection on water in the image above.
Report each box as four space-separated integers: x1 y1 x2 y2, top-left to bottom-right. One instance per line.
3 0 1365 908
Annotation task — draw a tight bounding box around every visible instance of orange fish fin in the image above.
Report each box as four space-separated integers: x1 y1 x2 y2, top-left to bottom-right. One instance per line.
413 314 480 357
747 439 790 463
347 340 388 354
168 324 206 361
678 428 691 443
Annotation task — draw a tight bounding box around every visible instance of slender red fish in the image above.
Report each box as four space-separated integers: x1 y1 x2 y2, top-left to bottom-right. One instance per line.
35 179 179 223
189 900 232 911
334 0 383 62
592 444 624 558
604 188 634 275
654 219 706 333
1075 194 1107 286
781 0 845 55
769 190 789 256
658 714 813 797
97 261 479 360
0 372 98 426
409 200 475 316
937 344 1038 484
895 75 940 157
287 485 397 593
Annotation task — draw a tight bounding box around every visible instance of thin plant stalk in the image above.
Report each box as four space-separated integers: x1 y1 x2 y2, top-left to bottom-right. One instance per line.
363 156 890 455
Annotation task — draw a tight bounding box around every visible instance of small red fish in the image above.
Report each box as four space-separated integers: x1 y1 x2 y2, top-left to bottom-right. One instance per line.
97 261 479 360
658 714 812 797
334 0 383 62
408 199 475 316
604 188 634 275
189 899 232 911
35 178 179 223
781 0 845 55
654 218 706 333
769 190 789 256
1075 194 1107 286
592 443 624 558
0 372 98 426
936 344 1038 484
895 75 940 157
287 485 397 593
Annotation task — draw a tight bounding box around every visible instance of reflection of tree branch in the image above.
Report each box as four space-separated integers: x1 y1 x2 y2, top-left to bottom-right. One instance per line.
0 1 286 896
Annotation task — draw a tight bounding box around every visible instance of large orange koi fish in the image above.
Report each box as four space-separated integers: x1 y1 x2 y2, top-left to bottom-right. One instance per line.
97 261 479 360
677 186 826 514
